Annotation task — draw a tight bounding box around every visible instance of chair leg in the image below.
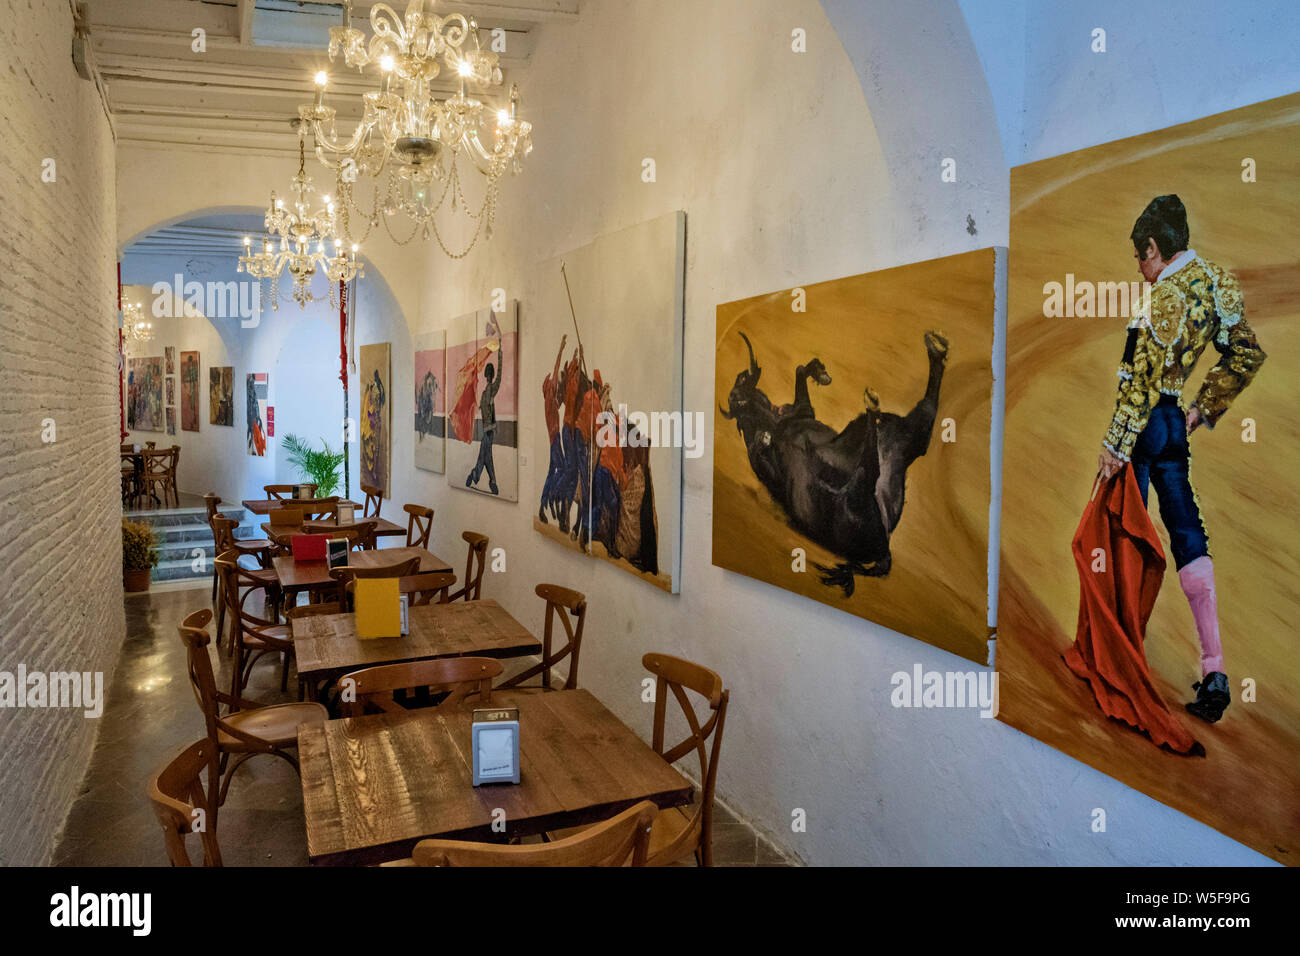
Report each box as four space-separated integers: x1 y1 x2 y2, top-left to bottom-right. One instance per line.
280 652 290 692
218 753 256 805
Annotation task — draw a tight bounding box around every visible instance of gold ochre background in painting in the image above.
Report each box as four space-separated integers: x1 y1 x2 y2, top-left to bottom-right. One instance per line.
713 248 997 664
999 92 1300 864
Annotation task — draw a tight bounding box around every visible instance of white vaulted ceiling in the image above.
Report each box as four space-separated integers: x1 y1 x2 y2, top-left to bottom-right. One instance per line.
85 0 576 156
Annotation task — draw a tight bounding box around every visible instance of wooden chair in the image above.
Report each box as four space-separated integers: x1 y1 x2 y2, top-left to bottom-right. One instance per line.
361 482 384 517
344 517 379 551
211 519 279 647
206 491 272 579
641 653 730 867
403 504 434 549
143 448 178 507
147 739 223 867
216 551 294 692
400 570 457 606
177 608 327 816
335 657 502 717
499 584 587 693
413 801 658 867
446 531 488 602
328 556 421 609
298 497 341 520
265 483 316 501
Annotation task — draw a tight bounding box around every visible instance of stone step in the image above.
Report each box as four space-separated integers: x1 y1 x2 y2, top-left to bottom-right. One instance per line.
152 557 212 583
156 540 216 563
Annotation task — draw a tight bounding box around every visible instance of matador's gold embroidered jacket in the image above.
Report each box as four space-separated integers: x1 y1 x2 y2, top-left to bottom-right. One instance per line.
1103 250 1266 461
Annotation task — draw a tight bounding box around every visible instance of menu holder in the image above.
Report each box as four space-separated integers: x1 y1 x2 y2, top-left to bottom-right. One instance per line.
336 502 356 525
326 537 350 569
290 534 327 562
354 578 402 639
472 707 521 786
292 483 314 500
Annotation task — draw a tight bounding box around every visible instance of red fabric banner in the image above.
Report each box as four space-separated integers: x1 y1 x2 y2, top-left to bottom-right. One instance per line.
1063 466 1202 755
449 345 493 442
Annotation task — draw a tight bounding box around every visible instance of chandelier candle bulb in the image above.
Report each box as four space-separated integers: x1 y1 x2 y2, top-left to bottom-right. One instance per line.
314 72 327 109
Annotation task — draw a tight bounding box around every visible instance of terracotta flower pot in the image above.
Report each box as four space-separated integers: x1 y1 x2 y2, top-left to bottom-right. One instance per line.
123 568 153 592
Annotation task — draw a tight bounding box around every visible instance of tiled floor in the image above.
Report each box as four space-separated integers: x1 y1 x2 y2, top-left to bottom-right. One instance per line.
54 586 795 866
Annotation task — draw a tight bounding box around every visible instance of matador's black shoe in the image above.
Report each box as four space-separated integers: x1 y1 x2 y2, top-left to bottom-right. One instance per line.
1185 671 1230 723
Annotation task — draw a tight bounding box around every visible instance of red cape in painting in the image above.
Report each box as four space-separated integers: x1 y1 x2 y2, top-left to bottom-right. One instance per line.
449 345 492 443
1063 466 1202 755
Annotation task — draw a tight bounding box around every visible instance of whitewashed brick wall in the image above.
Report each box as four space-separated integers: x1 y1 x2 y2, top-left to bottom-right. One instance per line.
0 0 124 864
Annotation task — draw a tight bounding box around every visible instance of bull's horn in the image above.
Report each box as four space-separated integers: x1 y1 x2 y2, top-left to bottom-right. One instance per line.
738 331 757 374
718 402 734 421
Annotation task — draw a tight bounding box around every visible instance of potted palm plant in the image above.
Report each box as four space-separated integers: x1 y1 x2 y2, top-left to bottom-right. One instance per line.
122 519 159 591
281 434 346 497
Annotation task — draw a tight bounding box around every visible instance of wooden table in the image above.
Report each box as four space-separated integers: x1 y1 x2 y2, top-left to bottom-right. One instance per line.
298 689 694 865
292 598 540 697
302 515 406 538
241 497 363 516
274 546 453 599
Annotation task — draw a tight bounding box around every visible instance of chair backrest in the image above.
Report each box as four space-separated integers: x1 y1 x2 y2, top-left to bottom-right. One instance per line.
399 570 457 606
449 531 488 602
361 482 384 517
210 516 238 553
499 584 587 692
145 449 171 478
169 445 180 473
265 483 315 500
203 492 223 525
413 800 658 867
404 504 434 549
336 656 503 717
147 739 223 867
642 653 730 866
177 608 225 746
120 443 134 453
180 599 280 749
330 557 422 608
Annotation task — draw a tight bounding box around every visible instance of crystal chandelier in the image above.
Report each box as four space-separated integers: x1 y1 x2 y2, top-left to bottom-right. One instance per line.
298 0 533 258
123 300 153 343
238 127 365 311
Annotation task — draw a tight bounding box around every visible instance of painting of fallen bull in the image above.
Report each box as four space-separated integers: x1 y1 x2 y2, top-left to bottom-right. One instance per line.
712 248 1001 663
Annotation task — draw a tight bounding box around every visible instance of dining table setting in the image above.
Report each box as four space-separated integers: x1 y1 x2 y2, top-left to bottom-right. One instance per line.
144 483 730 870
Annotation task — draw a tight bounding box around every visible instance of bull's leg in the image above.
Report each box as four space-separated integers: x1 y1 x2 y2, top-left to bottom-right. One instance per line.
790 358 831 417
899 331 948 462
872 330 948 536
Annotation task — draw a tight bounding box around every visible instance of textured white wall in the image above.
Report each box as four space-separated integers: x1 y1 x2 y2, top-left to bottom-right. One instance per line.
0 0 124 864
